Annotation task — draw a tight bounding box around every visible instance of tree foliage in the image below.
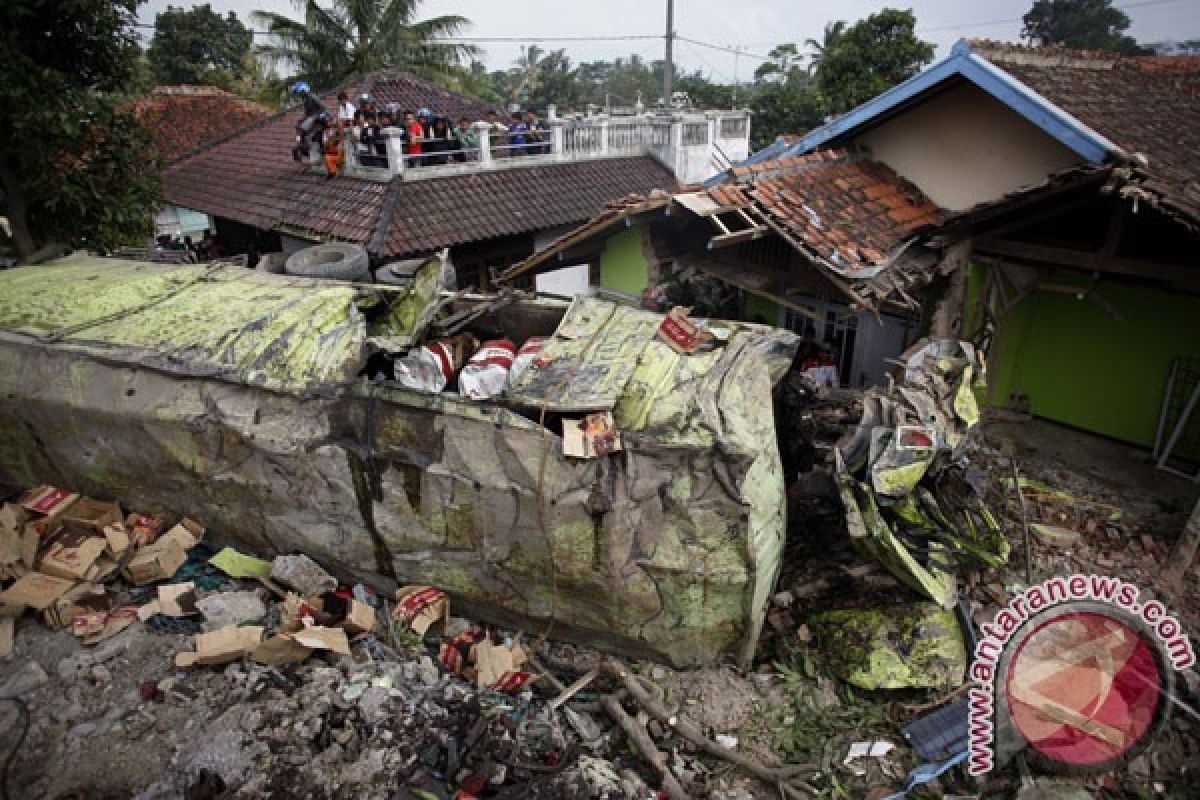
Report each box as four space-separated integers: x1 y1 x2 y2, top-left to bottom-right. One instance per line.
1022 0 1147 54
253 0 477 90
816 9 934 114
0 0 161 261
148 4 253 89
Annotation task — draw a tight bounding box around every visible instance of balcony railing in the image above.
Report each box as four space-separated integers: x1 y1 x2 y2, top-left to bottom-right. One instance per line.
306 109 751 186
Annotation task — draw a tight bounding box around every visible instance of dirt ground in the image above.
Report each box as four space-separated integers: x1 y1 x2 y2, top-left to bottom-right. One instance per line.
0 416 1198 800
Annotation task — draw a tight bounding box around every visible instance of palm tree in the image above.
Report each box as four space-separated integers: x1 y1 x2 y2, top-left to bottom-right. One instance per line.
805 20 846 75
253 0 477 90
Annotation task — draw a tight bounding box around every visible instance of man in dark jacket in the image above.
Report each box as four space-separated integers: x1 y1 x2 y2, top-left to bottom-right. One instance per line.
291 81 329 162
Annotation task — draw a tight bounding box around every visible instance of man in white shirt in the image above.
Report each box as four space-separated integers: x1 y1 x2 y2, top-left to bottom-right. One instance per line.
336 91 356 122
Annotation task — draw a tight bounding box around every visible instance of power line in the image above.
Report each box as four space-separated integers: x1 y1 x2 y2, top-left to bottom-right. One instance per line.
675 36 773 62
916 0 1191 34
131 22 662 42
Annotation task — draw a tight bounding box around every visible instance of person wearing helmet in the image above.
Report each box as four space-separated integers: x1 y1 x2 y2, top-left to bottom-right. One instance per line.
291 80 329 163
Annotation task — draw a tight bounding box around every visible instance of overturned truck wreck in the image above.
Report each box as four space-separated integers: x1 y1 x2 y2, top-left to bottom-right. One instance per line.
0 254 798 666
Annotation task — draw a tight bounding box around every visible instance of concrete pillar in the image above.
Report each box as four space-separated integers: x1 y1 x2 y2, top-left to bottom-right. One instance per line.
475 122 493 167
600 119 610 156
669 118 683 177
385 132 406 177
550 120 565 161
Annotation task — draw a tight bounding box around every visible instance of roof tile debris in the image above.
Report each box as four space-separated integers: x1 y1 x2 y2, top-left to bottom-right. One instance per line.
973 41 1200 225
727 148 942 270
163 71 675 256
133 86 272 163
505 149 942 310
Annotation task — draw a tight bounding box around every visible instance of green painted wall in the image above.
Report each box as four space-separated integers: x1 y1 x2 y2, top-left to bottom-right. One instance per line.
599 228 649 297
975 267 1200 454
742 293 781 325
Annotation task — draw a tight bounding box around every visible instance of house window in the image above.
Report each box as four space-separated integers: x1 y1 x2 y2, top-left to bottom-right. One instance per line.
682 123 708 146
783 304 859 387
719 117 747 138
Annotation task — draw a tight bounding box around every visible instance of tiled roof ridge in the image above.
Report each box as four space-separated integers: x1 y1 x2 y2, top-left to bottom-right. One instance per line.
150 85 244 97
730 147 853 182
969 38 1200 75
968 38 1122 68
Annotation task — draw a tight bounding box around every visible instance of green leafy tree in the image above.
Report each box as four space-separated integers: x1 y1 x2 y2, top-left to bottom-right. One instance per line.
0 0 161 262
754 43 803 83
1022 0 1148 54
816 9 934 114
253 0 477 90
748 73 825 149
148 4 253 89
805 20 847 74
677 71 735 109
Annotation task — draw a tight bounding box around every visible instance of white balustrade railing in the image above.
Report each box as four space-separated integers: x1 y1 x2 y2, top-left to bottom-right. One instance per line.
329 111 750 185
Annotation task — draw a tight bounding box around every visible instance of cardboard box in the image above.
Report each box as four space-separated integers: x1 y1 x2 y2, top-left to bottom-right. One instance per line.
176 625 264 668
342 599 376 636
252 634 313 666
20 486 80 519
61 498 122 536
0 571 76 611
122 540 188 586
103 524 130 557
158 518 204 551
394 586 449 636
156 582 199 617
38 530 108 582
125 513 166 547
44 582 109 629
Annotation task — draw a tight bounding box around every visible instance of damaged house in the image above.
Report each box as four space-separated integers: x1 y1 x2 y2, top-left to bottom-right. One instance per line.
161 71 752 288
501 150 946 389
504 40 1200 469
752 39 1200 465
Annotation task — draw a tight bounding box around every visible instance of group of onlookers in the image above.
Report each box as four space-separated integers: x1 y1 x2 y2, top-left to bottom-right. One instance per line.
290 82 552 178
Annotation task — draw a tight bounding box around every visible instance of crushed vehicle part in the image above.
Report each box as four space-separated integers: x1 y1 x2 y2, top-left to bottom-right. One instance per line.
0 254 798 667
809 604 968 690
833 339 1008 608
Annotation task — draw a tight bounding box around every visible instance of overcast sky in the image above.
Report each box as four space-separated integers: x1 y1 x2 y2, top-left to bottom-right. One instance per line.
138 0 1200 82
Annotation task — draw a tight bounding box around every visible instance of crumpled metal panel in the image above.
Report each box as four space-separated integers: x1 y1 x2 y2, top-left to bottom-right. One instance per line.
0 255 366 391
0 256 799 666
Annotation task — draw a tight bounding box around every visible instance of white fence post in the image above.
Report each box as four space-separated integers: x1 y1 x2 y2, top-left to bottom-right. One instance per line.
551 120 565 161
600 118 610 156
475 122 493 167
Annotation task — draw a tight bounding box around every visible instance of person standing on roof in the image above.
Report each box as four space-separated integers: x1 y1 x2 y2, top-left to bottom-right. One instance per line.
291 81 329 162
322 117 344 178
402 110 424 167
337 91 355 122
507 112 529 156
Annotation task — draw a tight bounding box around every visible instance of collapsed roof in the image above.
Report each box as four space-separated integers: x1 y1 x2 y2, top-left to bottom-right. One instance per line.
503 148 944 312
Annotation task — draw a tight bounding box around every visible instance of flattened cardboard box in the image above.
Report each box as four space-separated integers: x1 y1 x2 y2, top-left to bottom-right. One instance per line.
0 571 76 610
37 530 108 582
176 625 264 668
20 486 79 519
123 540 188 586
61 498 122 536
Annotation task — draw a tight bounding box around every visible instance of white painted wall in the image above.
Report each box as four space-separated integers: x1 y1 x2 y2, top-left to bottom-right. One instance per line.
535 264 591 297
856 81 1082 211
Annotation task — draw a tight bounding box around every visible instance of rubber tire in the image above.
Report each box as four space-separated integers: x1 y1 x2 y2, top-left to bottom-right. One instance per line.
991 599 1174 776
284 243 370 282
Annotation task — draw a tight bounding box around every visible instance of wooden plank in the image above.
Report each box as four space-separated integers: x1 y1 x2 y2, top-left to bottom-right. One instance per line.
707 227 768 250
976 237 1198 285
1163 497 1200 595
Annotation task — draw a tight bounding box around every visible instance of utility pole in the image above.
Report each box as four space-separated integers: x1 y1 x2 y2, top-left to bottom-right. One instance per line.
663 0 674 108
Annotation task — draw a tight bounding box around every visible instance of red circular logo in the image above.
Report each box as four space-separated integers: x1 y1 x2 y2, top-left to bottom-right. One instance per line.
1004 610 1164 767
